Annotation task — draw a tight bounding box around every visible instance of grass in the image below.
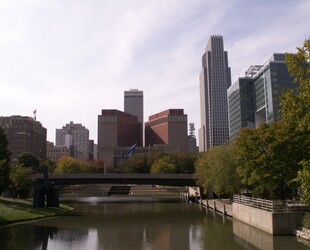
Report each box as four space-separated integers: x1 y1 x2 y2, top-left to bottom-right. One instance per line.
0 197 74 226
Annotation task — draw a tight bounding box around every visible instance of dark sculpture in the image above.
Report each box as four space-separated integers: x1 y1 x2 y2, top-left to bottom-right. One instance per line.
33 167 59 208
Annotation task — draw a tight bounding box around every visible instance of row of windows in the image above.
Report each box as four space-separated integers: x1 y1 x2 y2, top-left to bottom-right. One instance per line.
98 116 117 123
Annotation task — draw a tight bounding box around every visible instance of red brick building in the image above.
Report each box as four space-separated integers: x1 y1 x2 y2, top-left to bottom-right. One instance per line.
0 116 47 161
145 109 188 152
97 110 142 171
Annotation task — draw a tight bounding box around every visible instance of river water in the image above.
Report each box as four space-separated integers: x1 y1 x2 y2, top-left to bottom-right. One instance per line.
0 195 309 250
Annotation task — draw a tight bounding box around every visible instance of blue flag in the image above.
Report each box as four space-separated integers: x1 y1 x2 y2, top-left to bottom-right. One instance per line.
127 143 137 157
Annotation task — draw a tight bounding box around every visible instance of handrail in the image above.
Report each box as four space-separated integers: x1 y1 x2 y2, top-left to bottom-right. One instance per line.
233 194 309 212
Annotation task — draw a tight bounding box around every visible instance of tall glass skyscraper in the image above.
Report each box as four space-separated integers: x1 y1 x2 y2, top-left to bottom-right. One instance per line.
199 35 231 152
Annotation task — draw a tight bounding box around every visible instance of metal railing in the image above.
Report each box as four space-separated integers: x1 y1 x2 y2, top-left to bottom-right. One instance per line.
233 194 309 212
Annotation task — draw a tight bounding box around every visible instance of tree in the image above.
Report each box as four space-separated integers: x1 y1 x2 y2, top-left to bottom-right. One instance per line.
0 126 11 193
281 39 310 203
151 156 176 174
40 158 57 173
17 152 40 172
195 145 241 199
296 161 310 206
55 156 89 173
169 153 197 174
281 39 310 130
235 121 304 199
124 153 150 173
10 165 35 197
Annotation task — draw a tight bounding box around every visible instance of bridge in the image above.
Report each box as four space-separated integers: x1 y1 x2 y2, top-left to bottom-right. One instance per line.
35 173 197 186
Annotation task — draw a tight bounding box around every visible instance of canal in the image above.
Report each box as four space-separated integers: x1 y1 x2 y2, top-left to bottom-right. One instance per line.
0 187 308 250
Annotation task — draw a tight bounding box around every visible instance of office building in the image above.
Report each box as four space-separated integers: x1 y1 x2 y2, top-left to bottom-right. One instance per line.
227 77 256 140
56 121 91 161
46 141 70 162
97 109 142 171
253 53 297 126
124 89 143 123
145 109 188 152
199 35 231 152
227 54 298 139
0 115 47 161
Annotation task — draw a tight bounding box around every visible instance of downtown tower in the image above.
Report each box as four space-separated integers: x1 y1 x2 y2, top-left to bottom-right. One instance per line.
199 35 231 152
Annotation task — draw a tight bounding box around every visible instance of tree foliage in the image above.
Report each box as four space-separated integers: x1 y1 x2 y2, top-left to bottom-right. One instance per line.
40 158 57 173
55 156 90 173
296 161 310 206
282 39 310 203
0 126 11 193
195 145 241 198
17 152 40 172
10 165 35 195
124 153 150 173
235 122 304 199
151 156 176 174
124 151 197 174
281 39 310 130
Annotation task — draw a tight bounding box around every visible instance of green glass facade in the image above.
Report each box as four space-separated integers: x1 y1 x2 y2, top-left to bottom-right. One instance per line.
228 53 298 140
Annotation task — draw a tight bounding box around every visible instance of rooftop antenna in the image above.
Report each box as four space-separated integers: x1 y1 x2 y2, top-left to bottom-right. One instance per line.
33 109 37 121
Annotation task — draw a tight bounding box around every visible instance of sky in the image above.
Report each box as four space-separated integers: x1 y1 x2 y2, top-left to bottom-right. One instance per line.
0 0 309 144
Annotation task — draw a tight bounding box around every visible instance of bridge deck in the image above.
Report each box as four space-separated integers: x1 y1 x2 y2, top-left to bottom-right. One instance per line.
35 173 197 186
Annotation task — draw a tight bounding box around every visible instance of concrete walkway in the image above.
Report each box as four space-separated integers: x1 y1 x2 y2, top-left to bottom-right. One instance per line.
199 199 233 217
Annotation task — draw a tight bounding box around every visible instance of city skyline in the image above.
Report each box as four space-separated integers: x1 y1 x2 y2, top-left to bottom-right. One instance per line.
0 0 309 144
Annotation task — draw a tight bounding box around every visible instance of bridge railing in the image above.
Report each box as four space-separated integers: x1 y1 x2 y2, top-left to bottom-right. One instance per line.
233 194 309 212
35 173 195 179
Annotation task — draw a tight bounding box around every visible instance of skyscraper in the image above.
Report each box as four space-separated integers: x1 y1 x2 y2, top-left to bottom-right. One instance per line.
199 35 231 152
124 89 144 123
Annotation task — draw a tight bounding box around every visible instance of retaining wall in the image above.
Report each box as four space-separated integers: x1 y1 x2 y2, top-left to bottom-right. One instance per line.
233 203 304 235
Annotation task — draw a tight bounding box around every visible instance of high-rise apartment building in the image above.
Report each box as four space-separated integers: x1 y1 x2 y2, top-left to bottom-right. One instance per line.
145 109 188 152
56 121 91 160
0 116 47 161
124 89 143 123
227 54 298 139
199 35 231 152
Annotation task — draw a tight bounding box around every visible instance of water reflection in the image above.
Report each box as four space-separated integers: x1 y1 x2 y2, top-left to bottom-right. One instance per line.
0 198 308 250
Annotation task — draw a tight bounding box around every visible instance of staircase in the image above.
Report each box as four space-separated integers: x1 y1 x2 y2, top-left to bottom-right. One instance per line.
107 185 131 196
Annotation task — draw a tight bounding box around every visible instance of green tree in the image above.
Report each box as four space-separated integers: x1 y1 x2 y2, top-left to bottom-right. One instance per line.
124 153 150 173
195 152 211 195
281 39 310 130
17 152 40 172
281 39 310 203
40 158 57 173
296 161 310 206
236 121 303 199
10 165 35 197
169 153 197 174
195 145 241 199
0 126 11 193
151 156 176 174
55 156 89 173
